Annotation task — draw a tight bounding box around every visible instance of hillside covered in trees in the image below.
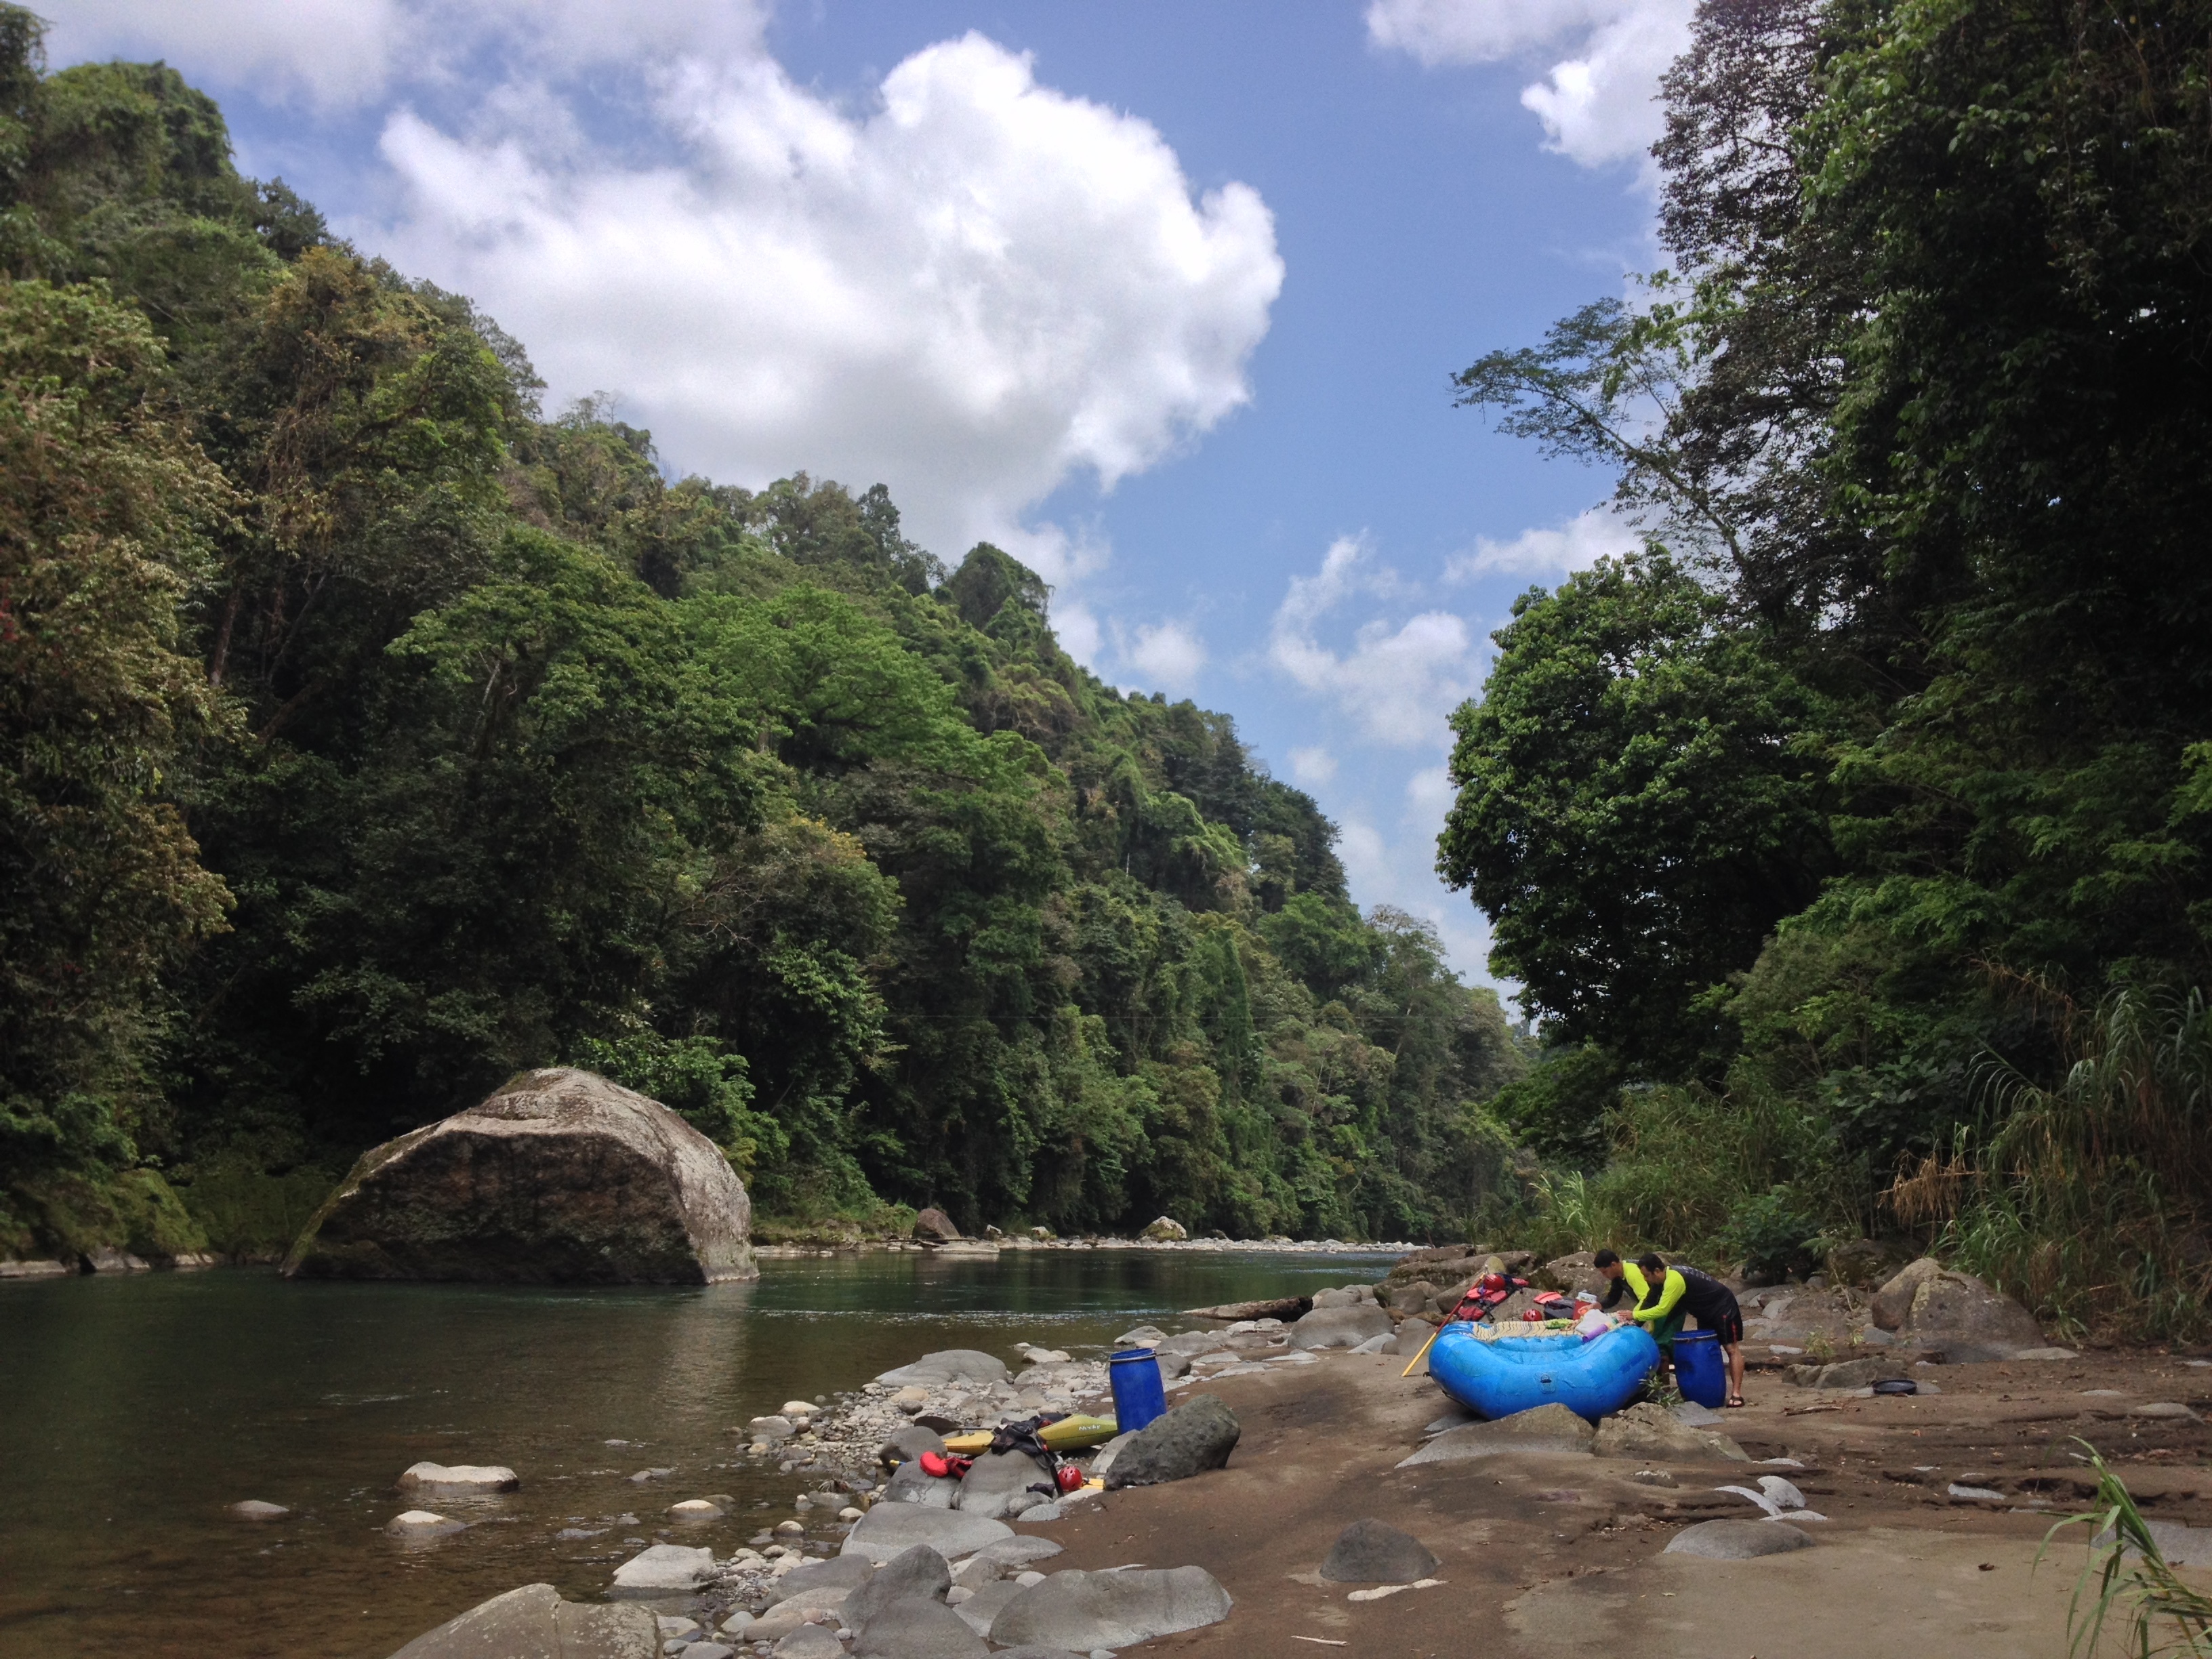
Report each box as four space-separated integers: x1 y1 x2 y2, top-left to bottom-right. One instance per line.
0 11 1529 1261
1444 0 2212 1340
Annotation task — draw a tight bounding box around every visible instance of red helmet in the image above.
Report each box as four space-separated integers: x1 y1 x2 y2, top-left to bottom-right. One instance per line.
1056 1464 1084 1493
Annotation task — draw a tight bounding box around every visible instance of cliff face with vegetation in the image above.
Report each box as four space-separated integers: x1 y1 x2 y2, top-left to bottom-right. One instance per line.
1441 0 2212 1340
0 13 1525 1263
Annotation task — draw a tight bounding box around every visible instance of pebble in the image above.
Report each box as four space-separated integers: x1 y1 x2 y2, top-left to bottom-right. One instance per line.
669 1500 724 1519
2131 1402 2202 1420
1015 1570 1046 1587
838 1507 864 1521
782 1400 819 1416
386 1510 466 1537
775 1520 805 1535
658 1616 702 1641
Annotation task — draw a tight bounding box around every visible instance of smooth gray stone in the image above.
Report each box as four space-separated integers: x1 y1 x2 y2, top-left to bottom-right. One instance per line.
767 1552 876 1605
967 1536 1065 1575
874 1350 1010 1388
609 1542 716 1594
840 1503 1012 1566
957 1450 1052 1518
844 1544 952 1635
848 1599 988 1658
988 1567 1233 1650
772 1626 844 1659
882 1458 960 1509
1320 1519 1441 1584
1664 1519 1816 1559
679 1646 734 1659
387 1582 659 1658
951 1578 1024 1635
1672 1401 1725 1427
1289 1305 1393 1350
1102 1395 1240 1489
1397 1402 1594 1466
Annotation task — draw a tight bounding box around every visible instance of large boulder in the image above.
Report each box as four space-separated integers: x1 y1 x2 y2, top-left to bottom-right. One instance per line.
1102 1395 1240 1489
1870 1258 2041 1349
767 1554 876 1606
284 1069 754 1283
989 1568 1233 1650
1183 1296 1310 1321
842 1544 952 1635
1140 1215 1189 1242
1291 1304 1393 1350
387 1584 657 1658
914 1207 963 1243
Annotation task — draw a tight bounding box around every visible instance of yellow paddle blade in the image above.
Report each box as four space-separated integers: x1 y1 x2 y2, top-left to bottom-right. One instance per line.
1036 1414 1118 1450
940 1431 994 1455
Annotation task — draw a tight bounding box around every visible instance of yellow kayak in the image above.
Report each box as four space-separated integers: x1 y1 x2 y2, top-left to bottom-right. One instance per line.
941 1415 1118 1456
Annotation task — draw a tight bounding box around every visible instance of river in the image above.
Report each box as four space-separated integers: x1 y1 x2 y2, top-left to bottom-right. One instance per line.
0 1247 1397 1658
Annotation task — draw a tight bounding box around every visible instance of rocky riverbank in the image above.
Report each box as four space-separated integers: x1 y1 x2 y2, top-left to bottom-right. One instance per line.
373 1245 2212 1658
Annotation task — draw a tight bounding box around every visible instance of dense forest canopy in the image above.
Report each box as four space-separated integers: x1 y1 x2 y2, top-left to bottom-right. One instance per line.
1443 0 2212 1337
0 9 1532 1258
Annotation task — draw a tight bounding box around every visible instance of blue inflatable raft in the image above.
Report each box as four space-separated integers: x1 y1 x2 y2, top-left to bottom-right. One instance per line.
1428 1322 1661 1421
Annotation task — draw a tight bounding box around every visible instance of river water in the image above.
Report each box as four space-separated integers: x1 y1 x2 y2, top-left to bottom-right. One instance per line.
0 1247 1395 1658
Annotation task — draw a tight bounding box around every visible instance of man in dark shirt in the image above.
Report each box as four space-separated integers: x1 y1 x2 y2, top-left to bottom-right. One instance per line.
1629 1251 1748 1407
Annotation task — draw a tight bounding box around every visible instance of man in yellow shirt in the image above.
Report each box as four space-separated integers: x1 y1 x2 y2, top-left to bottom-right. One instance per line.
1595 1248 1748 1407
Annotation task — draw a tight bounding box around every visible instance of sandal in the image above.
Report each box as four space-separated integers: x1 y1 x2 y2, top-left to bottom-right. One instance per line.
1724 1395 1748 1408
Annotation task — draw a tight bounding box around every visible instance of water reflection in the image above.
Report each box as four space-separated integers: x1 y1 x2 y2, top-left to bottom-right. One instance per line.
0 1249 1393 1658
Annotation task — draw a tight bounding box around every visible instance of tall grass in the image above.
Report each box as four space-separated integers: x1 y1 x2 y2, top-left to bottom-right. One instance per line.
1896 985 2212 1343
1517 1082 1866 1263
2044 1443 2212 1657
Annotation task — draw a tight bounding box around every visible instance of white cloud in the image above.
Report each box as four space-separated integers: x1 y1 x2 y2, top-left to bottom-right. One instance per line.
1406 764 1456 814
1365 0 1695 169
1269 535 1481 745
1122 619 1208 693
1446 504 1641 580
1288 746 1338 786
1052 600 1103 669
372 33 1281 582
45 0 771 110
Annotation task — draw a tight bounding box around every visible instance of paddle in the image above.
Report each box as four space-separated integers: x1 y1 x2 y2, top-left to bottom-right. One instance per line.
1400 1324 1439 1378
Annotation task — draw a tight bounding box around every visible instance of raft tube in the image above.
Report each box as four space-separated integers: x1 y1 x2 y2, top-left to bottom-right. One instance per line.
1428 1322 1661 1422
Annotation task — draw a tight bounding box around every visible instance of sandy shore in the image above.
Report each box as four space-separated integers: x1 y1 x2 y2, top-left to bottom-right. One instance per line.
999 1345 2212 1656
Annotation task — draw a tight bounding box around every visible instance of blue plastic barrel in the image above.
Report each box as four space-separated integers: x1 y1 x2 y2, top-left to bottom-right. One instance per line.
1673 1330 1726 1408
1108 1347 1167 1433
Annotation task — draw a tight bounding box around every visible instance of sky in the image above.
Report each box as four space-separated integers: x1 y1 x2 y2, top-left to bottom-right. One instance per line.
41 0 1690 990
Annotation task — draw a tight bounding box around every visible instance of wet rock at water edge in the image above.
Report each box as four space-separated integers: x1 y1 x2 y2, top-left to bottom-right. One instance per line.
397 1461 520 1495
668 1498 724 1519
1397 1402 1595 1466
609 1542 718 1594
1114 1324 1168 1348
914 1207 964 1244
1664 1519 1816 1559
1321 1519 1442 1584
1290 1304 1393 1350
988 1566 1233 1650
768 1553 877 1605
1103 1394 1240 1489
228 1500 288 1520
388 1583 659 1658
284 1069 756 1284
387 1509 468 1537
874 1349 1009 1389
1181 1296 1310 1322
1140 1216 1188 1242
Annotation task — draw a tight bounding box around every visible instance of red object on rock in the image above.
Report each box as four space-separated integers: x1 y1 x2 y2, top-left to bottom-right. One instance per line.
919 1451 952 1477
1055 1464 1084 1493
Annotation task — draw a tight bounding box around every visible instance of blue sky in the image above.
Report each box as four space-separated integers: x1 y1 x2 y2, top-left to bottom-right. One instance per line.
45 0 1690 987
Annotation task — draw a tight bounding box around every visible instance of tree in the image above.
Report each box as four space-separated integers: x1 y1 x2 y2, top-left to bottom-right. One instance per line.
0 280 233 1166
1438 553 1835 1077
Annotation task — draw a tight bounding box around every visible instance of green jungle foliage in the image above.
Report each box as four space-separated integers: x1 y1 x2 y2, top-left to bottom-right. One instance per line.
1443 0 2212 1339
0 12 1527 1252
